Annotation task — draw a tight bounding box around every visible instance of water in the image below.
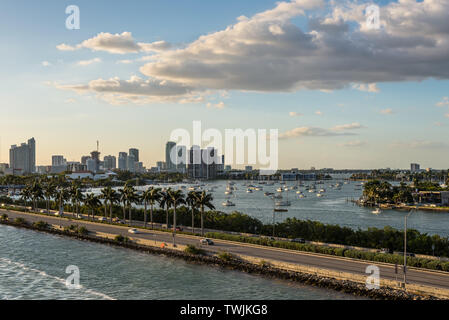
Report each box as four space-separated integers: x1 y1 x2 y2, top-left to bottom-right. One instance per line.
0 224 361 300
89 177 449 237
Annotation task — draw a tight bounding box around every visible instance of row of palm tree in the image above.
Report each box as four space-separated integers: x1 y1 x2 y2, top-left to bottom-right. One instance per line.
20 179 216 236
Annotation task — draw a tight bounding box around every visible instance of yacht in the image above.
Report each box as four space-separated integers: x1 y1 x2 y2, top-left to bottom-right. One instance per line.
317 193 324 198
246 189 253 193
372 208 382 215
224 190 233 195
264 192 274 196
298 194 306 198
276 188 283 192
222 200 236 207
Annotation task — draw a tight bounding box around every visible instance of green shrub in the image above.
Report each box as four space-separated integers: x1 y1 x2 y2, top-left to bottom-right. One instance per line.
0 213 8 221
14 217 27 225
217 251 237 261
184 244 205 255
114 234 130 244
77 226 88 236
33 221 49 229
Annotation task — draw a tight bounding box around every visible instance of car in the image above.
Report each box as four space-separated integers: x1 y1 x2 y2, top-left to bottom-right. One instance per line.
75 214 82 219
200 238 214 245
128 228 139 234
291 238 306 243
175 226 183 232
98 217 107 222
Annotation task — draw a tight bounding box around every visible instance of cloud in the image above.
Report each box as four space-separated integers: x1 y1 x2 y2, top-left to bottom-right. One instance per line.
331 122 364 131
315 110 323 116
117 59 134 64
54 76 200 105
41 61 51 67
379 108 394 115
390 140 448 149
279 126 356 139
352 83 379 93
136 0 449 93
436 97 449 107
289 111 303 117
57 32 172 54
77 58 102 66
338 140 366 147
206 101 225 109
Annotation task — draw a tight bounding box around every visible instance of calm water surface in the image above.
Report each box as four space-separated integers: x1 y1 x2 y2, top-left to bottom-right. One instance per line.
0 224 363 300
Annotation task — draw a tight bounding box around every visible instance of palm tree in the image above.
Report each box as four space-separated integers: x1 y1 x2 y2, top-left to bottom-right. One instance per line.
55 187 70 217
125 185 139 226
194 191 215 236
20 185 32 209
186 191 200 234
168 189 185 246
84 194 101 221
43 179 57 214
159 188 172 229
30 180 43 212
141 187 161 228
70 181 83 217
101 187 119 223
118 187 128 223
148 187 161 229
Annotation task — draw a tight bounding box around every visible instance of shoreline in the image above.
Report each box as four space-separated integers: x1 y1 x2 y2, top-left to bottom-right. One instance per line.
0 218 436 300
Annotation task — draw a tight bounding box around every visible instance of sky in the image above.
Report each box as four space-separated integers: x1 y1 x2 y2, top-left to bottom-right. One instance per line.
0 0 448 170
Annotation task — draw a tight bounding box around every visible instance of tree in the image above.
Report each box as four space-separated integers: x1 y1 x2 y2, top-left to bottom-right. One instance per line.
43 178 57 214
159 188 173 229
101 186 119 223
30 180 43 212
84 194 101 221
194 191 215 236
141 187 161 228
55 187 70 217
168 189 185 246
186 191 200 234
20 185 32 208
70 181 84 217
125 185 139 226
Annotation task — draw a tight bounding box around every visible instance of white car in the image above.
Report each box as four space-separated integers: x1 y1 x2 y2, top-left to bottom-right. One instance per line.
98 217 107 222
128 228 139 234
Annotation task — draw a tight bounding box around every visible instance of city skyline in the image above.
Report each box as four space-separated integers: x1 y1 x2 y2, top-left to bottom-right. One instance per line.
1 0 449 169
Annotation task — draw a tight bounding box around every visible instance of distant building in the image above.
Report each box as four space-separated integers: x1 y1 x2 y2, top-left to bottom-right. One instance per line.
166 141 177 171
0 163 9 173
118 152 128 171
187 146 219 180
103 155 117 170
127 154 136 173
9 138 36 174
86 159 97 173
81 156 91 165
67 162 86 172
129 148 139 162
411 163 420 173
52 155 66 166
156 161 165 171
245 166 253 172
225 165 232 171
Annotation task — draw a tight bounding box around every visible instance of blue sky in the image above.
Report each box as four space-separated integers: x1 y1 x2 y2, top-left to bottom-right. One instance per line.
0 0 448 170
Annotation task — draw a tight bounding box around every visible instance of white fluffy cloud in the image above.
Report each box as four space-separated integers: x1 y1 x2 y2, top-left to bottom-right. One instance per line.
77 58 102 66
338 140 366 147
55 76 200 105
57 32 171 54
138 0 449 93
331 122 364 131
437 97 449 107
279 126 357 139
289 111 304 117
379 108 394 115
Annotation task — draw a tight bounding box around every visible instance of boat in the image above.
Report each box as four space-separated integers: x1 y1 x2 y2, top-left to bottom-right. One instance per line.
309 189 316 193
317 193 324 197
372 208 382 214
319 188 326 193
276 188 283 192
222 200 236 207
298 194 306 198
246 189 253 193
273 194 283 199
264 192 274 196
224 191 233 195
274 208 288 212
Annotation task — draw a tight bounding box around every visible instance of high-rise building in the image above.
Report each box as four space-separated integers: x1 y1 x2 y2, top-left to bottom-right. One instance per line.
103 155 117 170
89 151 100 173
52 155 66 167
9 138 36 174
81 156 91 165
127 154 136 172
187 146 219 180
165 141 177 171
129 148 139 162
411 163 420 173
118 152 128 171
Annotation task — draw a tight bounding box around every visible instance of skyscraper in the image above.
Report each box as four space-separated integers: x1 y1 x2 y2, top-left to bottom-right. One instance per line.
9 138 35 174
52 155 66 166
90 150 101 173
165 141 176 171
103 155 117 170
129 148 139 162
118 152 128 171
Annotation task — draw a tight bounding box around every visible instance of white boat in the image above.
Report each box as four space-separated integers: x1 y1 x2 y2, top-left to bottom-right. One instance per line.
222 200 235 207
298 194 305 198
246 189 253 193
273 194 283 199
224 191 233 195
296 190 303 194
276 188 283 192
309 189 316 193
317 193 324 197
319 188 326 193
372 208 382 214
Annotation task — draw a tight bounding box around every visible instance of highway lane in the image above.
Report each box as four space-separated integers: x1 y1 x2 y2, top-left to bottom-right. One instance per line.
3 209 449 291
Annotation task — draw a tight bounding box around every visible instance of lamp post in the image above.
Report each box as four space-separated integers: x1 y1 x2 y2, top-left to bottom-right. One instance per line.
403 209 415 288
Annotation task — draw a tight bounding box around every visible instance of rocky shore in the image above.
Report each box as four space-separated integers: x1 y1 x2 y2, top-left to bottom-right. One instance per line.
0 219 437 300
